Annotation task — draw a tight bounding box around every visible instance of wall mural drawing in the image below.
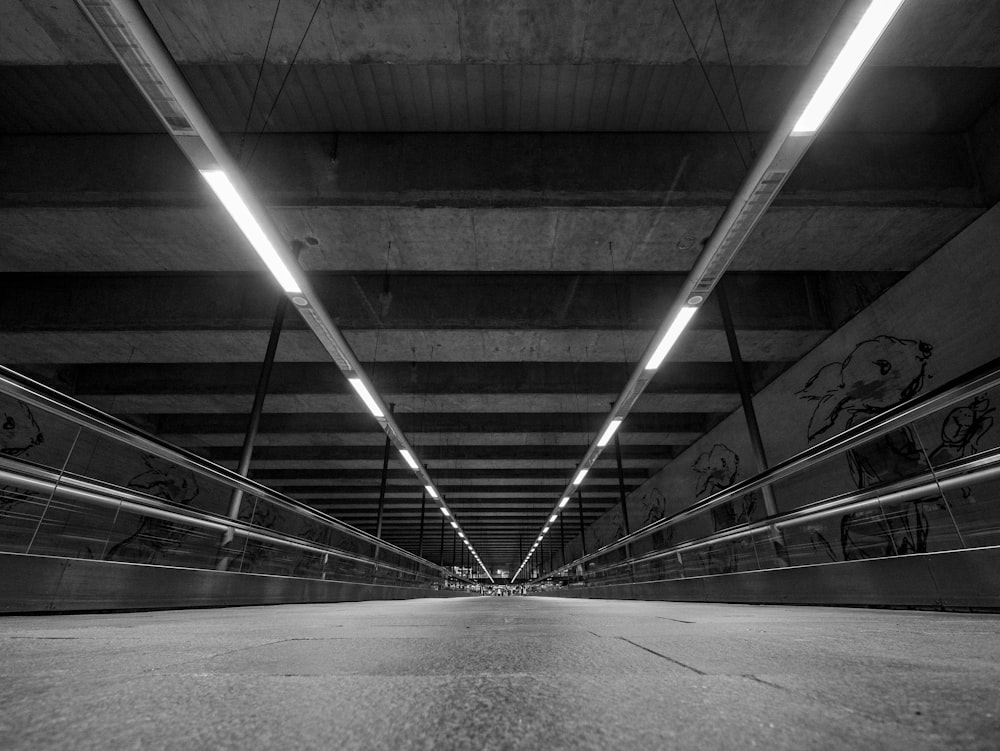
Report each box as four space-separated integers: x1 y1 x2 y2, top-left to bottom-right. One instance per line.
928 395 994 500
105 455 200 563
692 443 755 573
0 399 45 516
798 335 934 560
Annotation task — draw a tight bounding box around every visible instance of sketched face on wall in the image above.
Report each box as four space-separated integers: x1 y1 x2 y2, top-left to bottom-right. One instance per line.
798 336 933 440
798 336 935 560
1 399 43 457
692 444 739 498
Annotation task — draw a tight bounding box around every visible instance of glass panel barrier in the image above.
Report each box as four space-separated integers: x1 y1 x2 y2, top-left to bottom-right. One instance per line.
0 366 454 592
534 360 1000 591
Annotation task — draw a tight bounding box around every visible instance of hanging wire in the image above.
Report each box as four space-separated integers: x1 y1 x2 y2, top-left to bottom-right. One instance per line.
670 0 749 171
607 242 631 383
371 241 392 380
713 0 757 160
245 0 324 167
239 0 283 163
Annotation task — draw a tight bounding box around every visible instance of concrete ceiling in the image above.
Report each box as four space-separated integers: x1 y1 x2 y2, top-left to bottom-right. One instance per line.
2 0 998 573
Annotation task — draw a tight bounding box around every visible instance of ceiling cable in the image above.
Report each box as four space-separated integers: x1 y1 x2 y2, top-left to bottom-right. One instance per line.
714 0 757 160
245 0 324 167
607 242 631 383
670 0 749 170
239 0 282 163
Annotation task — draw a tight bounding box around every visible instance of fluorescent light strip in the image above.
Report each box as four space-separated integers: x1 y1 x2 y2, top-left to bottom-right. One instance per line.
573 468 589 486
792 0 906 134
548 515 557 524
558 496 569 508
645 305 698 371
597 418 623 448
347 377 384 418
199 170 301 293
399 449 419 470
450 520 458 529
427 486 440 500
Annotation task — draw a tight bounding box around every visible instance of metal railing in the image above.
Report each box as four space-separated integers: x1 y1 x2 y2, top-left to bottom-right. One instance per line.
535 356 1000 585
0 365 460 589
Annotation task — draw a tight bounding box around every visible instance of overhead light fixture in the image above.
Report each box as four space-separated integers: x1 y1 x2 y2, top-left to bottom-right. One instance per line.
399 449 419 470
573 468 589 486
348 377 384 418
542 526 550 534
458 531 465 538
427 486 440 500
548 514 557 524
597 418 623 448
199 170 301 294
792 0 905 134
450 520 458 529
645 306 698 371
558 496 569 508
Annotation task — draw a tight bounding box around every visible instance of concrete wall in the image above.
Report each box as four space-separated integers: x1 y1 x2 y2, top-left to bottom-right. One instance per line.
564 202 1000 569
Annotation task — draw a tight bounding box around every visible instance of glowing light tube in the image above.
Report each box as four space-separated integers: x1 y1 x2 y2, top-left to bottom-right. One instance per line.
573 468 589 486
348 377 384 418
792 0 906 134
645 306 697 371
400 449 419 470
597 418 623 447
199 170 301 293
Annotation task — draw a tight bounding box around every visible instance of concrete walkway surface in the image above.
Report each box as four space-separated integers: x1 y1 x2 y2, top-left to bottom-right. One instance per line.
1 597 999 749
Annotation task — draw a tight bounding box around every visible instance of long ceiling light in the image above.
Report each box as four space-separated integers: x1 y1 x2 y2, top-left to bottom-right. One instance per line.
644 306 698 371
347 377 385 418
513 0 907 585
792 0 906 134
596 417 624 448
74 0 497 582
199 170 301 293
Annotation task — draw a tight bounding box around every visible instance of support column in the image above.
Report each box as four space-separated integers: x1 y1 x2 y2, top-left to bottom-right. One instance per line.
417 490 427 558
577 489 587 556
374 404 395 539
717 281 788 565
614 432 631 536
559 512 566 567
439 513 445 565
217 296 287 571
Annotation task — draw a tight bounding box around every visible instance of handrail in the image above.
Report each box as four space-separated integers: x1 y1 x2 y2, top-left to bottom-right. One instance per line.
563 447 1000 581
0 364 449 578
540 355 1000 579
0 456 439 581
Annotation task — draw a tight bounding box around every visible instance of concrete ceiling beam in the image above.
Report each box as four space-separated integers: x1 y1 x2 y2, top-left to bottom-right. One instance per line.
5 1 1000 66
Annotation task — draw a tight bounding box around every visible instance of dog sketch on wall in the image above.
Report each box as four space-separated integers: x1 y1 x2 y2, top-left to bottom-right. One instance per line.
692 443 755 573
798 335 933 560
0 399 45 516
105 455 200 563
928 395 995 500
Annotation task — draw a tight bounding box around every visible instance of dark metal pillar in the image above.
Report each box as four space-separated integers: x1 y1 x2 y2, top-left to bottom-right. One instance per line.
217 295 287 570
439 513 445 565
451 531 456 570
577 489 587 556
417 490 427 558
559 512 566 567
374 404 395 539
614 432 631 536
717 281 788 564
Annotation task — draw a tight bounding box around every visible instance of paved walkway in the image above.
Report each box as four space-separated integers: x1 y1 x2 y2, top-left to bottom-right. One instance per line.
2 597 999 749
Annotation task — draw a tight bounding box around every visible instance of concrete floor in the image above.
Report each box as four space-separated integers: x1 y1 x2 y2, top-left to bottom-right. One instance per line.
1 597 999 750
